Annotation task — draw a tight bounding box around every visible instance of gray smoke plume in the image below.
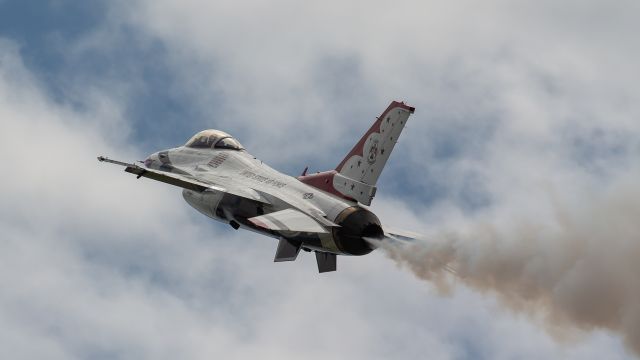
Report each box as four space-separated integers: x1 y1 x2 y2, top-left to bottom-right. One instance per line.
380 179 640 355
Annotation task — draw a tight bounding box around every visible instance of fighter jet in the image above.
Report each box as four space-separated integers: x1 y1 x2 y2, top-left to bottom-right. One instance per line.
99 101 416 273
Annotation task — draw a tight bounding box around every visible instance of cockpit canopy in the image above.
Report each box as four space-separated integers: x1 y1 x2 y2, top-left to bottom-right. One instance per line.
185 130 244 150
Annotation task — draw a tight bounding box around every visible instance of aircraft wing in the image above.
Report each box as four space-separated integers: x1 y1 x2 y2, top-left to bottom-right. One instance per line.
248 208 329 233
98 156 270 204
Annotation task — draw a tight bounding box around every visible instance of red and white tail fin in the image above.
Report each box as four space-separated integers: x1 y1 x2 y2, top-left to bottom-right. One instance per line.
332 101 414 204
336 101 415 185
298 101 414 206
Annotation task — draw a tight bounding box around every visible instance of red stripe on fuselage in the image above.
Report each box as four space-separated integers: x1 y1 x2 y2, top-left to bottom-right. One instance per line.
249 218 270 230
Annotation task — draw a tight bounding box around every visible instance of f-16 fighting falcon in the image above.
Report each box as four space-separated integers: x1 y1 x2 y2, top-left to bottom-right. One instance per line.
99 101 417 273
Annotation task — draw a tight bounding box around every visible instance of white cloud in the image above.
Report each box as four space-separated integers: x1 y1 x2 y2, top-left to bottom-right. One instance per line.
2 0 640 357
110 0 640 357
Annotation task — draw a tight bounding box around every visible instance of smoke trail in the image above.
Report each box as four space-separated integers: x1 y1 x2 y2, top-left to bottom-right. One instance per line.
381 180 640 355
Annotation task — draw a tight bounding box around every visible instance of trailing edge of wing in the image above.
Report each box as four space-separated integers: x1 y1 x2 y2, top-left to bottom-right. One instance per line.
248 208 328 233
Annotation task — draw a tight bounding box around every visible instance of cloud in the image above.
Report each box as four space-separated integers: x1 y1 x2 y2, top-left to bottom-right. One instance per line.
111 0 640 357
2 0 640 358
120 0 640 184
0 38 499 360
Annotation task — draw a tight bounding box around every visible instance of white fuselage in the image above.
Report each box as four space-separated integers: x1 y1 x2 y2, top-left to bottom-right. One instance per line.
145 146 371 255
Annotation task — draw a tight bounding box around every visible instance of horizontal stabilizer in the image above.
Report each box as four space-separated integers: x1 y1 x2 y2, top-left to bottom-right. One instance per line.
383 227 424 242
248 209 328 233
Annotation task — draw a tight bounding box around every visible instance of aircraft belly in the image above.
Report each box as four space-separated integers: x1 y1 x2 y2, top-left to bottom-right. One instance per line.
184 154 353 256
183 185 346 255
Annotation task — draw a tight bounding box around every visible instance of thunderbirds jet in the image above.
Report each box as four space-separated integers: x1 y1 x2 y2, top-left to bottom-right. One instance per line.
99 101 416 273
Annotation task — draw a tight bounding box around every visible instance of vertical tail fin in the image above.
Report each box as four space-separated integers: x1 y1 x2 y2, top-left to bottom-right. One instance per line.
332 101 414 204
298 101 415 205
336 101 415 185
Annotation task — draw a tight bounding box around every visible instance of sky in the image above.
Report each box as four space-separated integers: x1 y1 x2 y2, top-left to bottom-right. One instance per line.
1 0 639 359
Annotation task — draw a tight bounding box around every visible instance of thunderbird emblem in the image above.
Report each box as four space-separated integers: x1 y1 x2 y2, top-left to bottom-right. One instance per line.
368 139 379 164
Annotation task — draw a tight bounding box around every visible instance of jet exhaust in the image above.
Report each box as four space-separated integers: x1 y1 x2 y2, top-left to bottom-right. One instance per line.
332 206 383 256
379 182 640 356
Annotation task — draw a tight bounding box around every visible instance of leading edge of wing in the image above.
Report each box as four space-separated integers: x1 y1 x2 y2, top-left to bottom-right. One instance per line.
97 156 269 204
